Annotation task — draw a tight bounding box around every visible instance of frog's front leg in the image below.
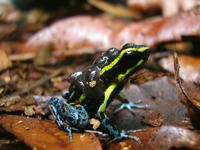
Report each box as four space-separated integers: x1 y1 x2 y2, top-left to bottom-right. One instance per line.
61 90 75 101
114 92 148 113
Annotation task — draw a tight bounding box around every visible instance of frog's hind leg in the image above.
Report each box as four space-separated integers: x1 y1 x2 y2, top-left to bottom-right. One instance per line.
97 112 139 141
65 126 80 142
114 92 148 113
49 97 65 127
49 96 78 142
84 129 108 137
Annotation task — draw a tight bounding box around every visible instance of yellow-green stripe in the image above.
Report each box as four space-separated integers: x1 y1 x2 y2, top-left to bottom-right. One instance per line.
98 83 117 113
100 47 148 76
117 59 144 82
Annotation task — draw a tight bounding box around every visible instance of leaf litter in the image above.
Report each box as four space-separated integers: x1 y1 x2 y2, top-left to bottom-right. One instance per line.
0 2 199 150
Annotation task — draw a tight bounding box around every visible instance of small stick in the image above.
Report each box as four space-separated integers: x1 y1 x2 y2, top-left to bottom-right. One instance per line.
13 67 65 96
173 53 191 101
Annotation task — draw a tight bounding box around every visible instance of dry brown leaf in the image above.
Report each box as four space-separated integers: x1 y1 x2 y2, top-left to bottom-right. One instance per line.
110 126 200 150
88 0 141 19
108 76 190 131
26 15 125 51
0 115 102 150
90 118 101 130
0 24 16 40
115 7 200 46
0 4 21 23
26 7 200 58
159 55 200 84
0 96 35 112
128 0 200 16
142 111 163 127
0 50 12 71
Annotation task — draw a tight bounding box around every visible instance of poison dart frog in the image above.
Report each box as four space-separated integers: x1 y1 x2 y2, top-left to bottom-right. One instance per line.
49 43 150 142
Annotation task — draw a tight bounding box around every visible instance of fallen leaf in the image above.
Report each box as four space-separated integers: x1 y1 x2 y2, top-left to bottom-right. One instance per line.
24 105 36 116
26 15 125 51
0 24 16 39
0 95 21 107
0 50 12 71
110 126 200 150
0 115 102 150
0 42 36 58
26 7 200 57
127 0 200 16
159 55 200 84
88 0 141 19
108 76 190 130
90 118 101 130
34 44 52 65
180 82 200 130
142 111 163 127
0 96 35 112
115 7 200 46
0 4 21 23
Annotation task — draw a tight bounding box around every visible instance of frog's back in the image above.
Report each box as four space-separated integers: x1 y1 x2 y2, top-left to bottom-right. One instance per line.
94 48 120 68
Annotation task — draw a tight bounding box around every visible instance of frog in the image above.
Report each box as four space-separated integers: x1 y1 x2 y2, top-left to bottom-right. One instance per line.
49 43 150 142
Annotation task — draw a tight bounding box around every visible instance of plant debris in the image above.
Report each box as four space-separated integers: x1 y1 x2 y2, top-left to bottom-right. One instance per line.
0 1 199 149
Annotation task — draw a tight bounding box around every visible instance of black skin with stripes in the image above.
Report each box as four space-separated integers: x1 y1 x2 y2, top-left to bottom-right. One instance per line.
49 43 150 142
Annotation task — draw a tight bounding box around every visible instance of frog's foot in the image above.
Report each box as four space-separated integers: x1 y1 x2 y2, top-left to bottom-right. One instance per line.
114 100 148 113
65 127 80 142
84 130 108 137
61 90 75 100
98 113 140 141
118 130 140 141
65 127 73 142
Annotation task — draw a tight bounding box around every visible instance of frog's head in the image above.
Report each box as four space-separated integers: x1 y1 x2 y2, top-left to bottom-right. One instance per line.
107 43 150 82
49 97 89 129
118 43 150 70
121 43 150 62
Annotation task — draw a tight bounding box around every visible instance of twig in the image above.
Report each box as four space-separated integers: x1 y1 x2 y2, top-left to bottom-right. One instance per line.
173 53 191 101
13 67 65 96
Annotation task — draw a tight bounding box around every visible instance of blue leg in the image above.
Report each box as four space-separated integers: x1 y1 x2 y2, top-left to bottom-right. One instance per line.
84 130 108 137
49 96 78 142
62 90 75 100
49 96 89 142
115 93 148 113
98 113 140 141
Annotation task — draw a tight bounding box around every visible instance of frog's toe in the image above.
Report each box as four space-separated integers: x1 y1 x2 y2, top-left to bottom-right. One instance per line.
84 129 108 137
114 101 148 113
119 130 140 141
65 127 73 142
123 134 140 141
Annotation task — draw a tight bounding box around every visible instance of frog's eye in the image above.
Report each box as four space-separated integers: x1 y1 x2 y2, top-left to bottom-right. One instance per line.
108 48 115 52
126 50 136 55
126 50 132 54
122 43 136 49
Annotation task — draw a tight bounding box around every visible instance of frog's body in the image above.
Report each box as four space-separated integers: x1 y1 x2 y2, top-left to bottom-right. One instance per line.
49 43 150 141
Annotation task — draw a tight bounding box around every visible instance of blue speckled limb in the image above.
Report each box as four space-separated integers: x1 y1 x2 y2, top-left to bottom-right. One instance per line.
98 112 140 141
49 96 89 142
115 93 148 113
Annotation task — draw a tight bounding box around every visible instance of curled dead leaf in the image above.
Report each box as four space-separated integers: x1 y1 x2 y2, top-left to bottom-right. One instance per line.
26 7 200 58
128 0 200 16
24 105 36 116
0 50 12 71
159 55 200 84
110 126 200 150
90 118 101 130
